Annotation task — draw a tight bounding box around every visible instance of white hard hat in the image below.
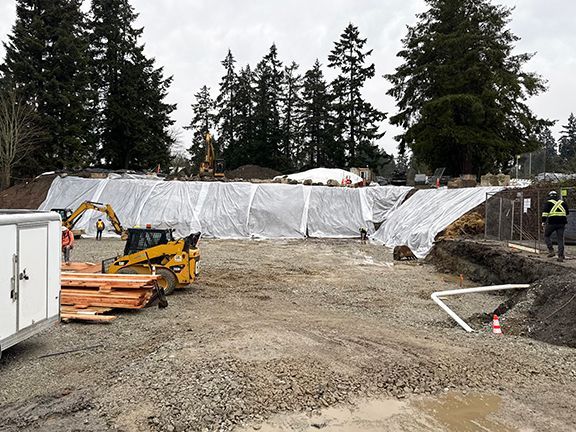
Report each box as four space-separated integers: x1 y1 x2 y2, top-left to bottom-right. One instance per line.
61 226 68 232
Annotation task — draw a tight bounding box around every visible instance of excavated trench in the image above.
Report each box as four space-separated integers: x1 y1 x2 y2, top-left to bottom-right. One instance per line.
429 240 576 348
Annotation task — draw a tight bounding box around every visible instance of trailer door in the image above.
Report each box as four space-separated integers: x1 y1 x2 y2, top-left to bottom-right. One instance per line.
0 225 18 341
18 225 48 330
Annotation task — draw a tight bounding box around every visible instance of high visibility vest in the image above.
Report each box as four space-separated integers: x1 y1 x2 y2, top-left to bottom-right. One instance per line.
542 199 567 218
96 221 105 230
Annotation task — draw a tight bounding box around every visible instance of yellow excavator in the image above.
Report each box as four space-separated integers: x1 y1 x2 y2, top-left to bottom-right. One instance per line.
104 228 201 295
51 201 125 238
199 132 225 178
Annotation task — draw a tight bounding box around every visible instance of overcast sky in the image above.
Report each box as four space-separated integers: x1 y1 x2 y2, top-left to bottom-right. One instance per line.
0 0 574 157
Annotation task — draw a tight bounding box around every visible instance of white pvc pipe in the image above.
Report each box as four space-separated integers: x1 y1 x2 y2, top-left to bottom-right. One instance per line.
431 284 530 333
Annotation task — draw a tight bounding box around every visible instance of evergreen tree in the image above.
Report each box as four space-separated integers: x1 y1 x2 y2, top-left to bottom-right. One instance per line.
386 0 549 175
301 60 335 167
90 0 176 170
328 23 386 169
251 44 284 170
185 85 216 170
559 113 576 162
1 0 95 175
215 50 237 155
280 62 303 170
223 65 255 169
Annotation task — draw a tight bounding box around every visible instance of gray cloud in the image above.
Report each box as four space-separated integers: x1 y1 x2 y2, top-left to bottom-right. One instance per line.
0 0 574 157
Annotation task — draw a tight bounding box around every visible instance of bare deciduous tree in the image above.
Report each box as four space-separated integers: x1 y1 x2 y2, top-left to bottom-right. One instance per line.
0 90 44 190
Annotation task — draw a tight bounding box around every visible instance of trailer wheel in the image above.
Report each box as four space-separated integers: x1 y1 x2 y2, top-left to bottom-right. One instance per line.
156 268 177 295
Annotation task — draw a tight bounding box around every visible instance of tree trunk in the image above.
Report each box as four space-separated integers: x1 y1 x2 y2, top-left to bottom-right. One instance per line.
0 165 11 191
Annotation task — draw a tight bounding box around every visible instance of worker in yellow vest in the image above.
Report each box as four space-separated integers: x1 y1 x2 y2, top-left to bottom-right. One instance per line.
542 190 569 262
96 218 105 241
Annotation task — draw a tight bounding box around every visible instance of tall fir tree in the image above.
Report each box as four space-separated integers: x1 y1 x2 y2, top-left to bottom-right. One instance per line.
301 60 335 168
1 0 95 175
328 23 386 169
386 0 549 175
559 113 576 162
90 0 175 170
185 85 216 171
215 50 237 156
252 44 284 170
279 62 303 170
223 65 255 169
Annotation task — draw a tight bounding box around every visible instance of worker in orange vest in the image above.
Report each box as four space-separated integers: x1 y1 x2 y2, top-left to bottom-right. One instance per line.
61 226 74 264
96 218 105 240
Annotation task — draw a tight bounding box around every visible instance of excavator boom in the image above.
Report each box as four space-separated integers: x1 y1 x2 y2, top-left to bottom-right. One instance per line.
56 201 125 235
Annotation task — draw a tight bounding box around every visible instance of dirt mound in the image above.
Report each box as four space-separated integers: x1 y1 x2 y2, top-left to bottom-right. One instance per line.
225 165 281 180
439 212 484 240
0 175 56 209
501 275 576 348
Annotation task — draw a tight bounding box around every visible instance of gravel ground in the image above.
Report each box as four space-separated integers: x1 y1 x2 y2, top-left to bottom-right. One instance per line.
1 238 575 431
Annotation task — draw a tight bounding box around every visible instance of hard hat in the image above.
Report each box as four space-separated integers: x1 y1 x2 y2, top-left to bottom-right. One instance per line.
61 225 67 232
548 190 559 197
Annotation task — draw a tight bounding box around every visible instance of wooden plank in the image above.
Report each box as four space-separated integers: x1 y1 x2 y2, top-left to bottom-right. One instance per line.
61 313 117 322
62 272 160 281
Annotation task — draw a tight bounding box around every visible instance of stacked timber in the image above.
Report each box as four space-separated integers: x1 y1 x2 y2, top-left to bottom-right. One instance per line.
61 272 160 322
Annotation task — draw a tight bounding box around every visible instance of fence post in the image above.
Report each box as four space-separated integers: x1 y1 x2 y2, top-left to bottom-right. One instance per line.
511 200 515 240
519 192 523 242
498 197 503 241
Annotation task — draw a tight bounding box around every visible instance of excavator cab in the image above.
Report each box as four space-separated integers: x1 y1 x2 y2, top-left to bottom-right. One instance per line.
51 208 73 221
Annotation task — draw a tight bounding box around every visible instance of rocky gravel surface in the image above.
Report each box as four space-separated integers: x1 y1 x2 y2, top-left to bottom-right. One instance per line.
1 238 575 431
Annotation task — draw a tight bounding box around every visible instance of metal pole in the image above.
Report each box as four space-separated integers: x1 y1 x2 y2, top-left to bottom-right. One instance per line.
520 192 523 243
537 191 541 251
498 197 503 241
484 193 489 240
511 200 515 240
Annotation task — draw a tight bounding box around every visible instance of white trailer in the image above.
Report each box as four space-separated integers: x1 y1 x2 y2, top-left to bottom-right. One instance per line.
0 210 61 357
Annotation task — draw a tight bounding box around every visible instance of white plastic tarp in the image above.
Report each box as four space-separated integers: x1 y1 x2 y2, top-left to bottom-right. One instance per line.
274 168 363 185
39 176 412 239
371 187 503 258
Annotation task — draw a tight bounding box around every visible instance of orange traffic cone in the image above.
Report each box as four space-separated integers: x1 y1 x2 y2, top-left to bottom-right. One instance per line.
492 315 502 335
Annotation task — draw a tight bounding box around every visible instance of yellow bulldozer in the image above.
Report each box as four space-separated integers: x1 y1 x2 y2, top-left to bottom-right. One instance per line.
104 228 201 295
52 201 125 238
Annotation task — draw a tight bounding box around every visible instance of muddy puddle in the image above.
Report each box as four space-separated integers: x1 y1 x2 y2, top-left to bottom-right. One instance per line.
240 393 515 432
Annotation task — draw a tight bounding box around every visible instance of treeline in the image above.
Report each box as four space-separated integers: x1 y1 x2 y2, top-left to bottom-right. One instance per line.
539 114 576 172
0 0 565 189
187 24 388 173
0 0 174 187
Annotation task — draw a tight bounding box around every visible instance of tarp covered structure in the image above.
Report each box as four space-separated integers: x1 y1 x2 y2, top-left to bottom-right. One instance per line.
370 187 503 258
274 168 363 185
39 176 412 239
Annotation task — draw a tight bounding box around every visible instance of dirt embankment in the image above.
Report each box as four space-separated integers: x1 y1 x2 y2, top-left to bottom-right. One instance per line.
225 165 282 180
0 175 55 209
429 239 576 348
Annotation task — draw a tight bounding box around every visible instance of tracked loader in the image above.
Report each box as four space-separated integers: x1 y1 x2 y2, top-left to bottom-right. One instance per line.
104 228 201 295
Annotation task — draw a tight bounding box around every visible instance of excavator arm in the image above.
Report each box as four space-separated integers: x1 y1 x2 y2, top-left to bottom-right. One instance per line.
62 201 125 235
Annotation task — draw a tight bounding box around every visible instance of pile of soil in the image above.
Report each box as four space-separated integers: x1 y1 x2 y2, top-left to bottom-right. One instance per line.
225 165 281 180
440 212 484 240
0 174 56 209
502 274 576 348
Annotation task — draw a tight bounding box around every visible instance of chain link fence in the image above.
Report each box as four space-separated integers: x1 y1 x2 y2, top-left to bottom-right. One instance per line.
484 187 576 251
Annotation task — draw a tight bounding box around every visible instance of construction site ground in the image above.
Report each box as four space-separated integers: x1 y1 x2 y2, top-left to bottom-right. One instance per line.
1 238 576 431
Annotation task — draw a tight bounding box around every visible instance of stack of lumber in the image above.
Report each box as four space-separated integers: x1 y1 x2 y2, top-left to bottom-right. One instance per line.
62 262 102 273
61 272 160 322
